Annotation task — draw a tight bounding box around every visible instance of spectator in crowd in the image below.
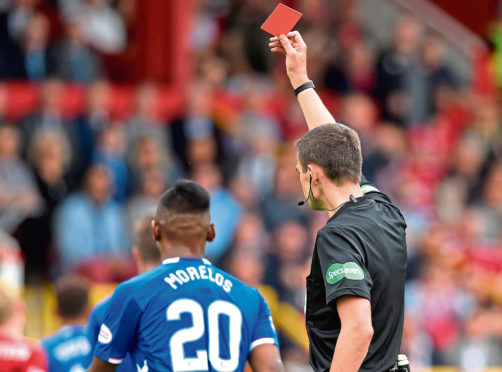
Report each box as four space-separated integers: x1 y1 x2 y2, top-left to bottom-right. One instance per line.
229 212 269 260
458 306 502 371
169 80 230 174
191 163 242 263
125 82 167 149
260 151 309 231
17 79 69 158
235 83 280 197
0 125 40 233
375 15 427 125
264 220 310 308
19 131 70 283
58 0 127 54
41 275 92 371
0 279 47 370
54 163 131 281
421 36 458 115
70 80 112 184
339 93 378 170
0 84 6 124
126 168 167 242
226 250 265 288
0 229 24 288
17 13 51 80
406 262 475 365
93 123 130 202
473 162 502 245
128 134 181 188
6 0 38 43
49 19 103 83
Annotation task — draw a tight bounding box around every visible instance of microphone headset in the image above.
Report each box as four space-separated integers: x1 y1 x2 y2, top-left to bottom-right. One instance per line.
297 173 313 206
297 173 358 209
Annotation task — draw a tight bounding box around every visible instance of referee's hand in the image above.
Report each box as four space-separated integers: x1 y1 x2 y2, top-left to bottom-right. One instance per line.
269 31 309 89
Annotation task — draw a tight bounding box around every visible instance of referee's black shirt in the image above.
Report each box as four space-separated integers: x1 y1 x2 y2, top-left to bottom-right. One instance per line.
305 186 407 372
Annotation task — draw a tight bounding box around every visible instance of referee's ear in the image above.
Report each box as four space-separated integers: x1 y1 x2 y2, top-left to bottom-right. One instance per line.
206 223 215 243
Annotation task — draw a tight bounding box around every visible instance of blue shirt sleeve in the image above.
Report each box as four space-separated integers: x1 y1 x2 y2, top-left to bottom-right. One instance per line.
250 292 279 351
88 298 108 354
93 283 142 365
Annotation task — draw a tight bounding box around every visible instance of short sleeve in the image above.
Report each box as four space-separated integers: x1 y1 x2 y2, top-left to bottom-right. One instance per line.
88 297 109 354
316 230 373 306
250 292 279 351
93 283 141 364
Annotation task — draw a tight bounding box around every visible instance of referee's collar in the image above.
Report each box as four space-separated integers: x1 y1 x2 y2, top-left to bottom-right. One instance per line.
326 195 372 223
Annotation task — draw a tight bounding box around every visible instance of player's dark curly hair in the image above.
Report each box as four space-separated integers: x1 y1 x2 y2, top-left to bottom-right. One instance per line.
157 179 210 215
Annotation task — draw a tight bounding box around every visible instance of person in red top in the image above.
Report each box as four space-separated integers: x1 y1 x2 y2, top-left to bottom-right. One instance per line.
0 279 46 372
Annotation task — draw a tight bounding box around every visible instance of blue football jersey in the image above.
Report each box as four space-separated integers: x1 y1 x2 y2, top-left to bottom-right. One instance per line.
94 257 279 371
41 324 92 372
88 297 135 371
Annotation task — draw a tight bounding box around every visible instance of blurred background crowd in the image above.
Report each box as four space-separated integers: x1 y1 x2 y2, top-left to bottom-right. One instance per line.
1 0 502 370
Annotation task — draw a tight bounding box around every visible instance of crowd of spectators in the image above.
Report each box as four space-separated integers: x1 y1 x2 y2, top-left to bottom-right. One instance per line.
1 0 502 370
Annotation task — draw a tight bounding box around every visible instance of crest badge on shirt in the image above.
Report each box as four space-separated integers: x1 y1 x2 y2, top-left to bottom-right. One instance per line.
97 324 112 344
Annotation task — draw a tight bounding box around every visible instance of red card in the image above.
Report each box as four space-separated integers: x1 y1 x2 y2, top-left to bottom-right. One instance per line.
260 3 303 36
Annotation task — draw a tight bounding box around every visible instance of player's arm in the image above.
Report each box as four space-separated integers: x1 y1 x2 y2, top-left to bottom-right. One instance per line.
249 344 284 372
248 292 285 372
269 31 336 130
87 356 118 372
330 296 373 372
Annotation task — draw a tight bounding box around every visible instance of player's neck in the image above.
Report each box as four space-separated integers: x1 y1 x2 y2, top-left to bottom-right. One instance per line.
61 316 88 326
137 261 161 274
0 319 23 338
160 242 205 260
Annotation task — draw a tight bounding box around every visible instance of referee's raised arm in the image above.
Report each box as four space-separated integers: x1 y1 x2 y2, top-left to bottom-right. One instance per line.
269 31 408 372
269 31 336 130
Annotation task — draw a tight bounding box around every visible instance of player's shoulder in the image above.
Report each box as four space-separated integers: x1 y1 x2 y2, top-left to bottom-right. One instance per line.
41 325 87 348
90 295 111 320
24 336 44 349
20 336 46 360
40 327 65 348
115 263 165 294
103 265 165 314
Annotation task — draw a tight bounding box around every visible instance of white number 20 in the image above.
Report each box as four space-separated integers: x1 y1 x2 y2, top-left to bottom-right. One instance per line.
166 299 242 371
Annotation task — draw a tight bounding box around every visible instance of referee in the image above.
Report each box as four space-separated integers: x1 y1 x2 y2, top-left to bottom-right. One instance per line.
269 32 407 372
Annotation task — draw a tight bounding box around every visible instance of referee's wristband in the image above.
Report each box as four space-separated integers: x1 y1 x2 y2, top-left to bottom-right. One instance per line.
294 80 315 97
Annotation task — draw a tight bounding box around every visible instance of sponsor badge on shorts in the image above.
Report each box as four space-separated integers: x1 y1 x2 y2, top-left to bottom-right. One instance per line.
325 262 364 284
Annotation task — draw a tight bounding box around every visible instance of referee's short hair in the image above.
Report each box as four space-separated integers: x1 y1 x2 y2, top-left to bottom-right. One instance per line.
55 275 90 320
296 123 362 184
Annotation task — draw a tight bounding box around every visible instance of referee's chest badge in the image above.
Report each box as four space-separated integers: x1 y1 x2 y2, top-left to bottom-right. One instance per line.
326 262 364 284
